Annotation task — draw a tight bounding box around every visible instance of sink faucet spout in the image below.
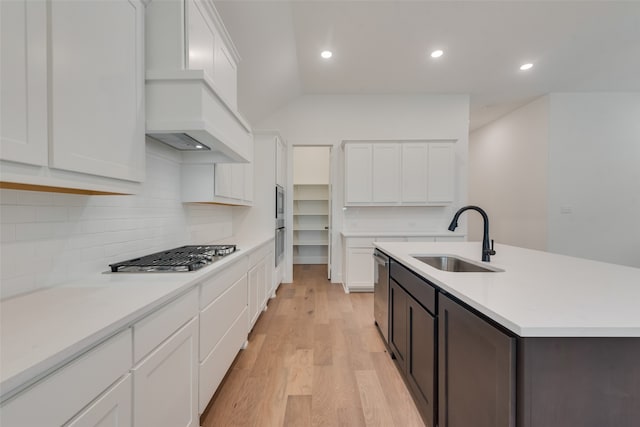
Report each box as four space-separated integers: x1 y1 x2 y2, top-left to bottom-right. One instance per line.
448 205 496 262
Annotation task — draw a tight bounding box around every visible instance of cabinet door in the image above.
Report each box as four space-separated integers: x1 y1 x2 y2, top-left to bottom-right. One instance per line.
231 163 244 200
372 143 400 203
66 374 132 427
215 163 233 198
407 298 435 427
344 144 372 203
401 143 429 203
427 143 455 203
244 162 253 203
257 259 267 313
0 0 48 166
49 0 145 182
439 294 515 427
389 279 408 368
345 247 375 290
133 317 198 427
186 0 215 81
248 263 260 329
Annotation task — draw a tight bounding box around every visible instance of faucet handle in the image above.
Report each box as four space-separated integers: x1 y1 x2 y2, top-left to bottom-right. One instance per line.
489 239 496 255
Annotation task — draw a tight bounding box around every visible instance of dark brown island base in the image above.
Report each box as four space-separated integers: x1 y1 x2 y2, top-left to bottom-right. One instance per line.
387 259 640 427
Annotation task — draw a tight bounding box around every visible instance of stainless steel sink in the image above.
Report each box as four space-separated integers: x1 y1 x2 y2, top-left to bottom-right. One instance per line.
413 255 503 273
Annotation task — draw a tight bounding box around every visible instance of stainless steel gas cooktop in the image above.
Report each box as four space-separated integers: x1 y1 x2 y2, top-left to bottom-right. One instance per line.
109 245 237 272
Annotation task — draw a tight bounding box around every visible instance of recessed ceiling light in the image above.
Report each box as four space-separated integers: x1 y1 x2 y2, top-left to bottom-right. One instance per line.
195 145 203 149
321 50 333 59
430 49 444 58
520 63 533 71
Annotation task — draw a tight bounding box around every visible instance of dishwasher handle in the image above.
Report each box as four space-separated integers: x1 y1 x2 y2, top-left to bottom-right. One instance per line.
373 251 389 266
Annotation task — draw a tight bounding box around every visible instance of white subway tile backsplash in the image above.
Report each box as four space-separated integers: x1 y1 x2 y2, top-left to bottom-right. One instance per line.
1 224 16 242
36 206 68 222
1 205 37 223
16 191 54 206
0 144 233 299
0 189 19 205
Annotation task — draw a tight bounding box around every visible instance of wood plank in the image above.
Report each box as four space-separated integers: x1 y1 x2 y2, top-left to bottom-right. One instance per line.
285 349 313 395
283 395 312 426
355 370 397 426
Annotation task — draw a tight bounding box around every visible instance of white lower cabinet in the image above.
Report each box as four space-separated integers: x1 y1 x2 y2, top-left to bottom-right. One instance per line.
199 307 248 413
248 257 267 330
66 374 132 427
345 247 375 292
133 317 199 427
0 330 132 427
197 256 249 414
343 235 463 292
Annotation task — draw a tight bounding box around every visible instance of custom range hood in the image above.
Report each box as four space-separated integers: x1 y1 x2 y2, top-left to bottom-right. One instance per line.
145 0 251 163
146 70 252 163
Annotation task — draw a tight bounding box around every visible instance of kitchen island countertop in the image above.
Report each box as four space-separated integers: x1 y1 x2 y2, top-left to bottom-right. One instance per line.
375 241 640 337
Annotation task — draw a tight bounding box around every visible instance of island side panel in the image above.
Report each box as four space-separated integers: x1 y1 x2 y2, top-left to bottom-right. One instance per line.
517 337 640 427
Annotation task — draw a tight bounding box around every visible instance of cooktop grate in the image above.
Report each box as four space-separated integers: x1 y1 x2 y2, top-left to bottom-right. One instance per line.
109 245 236 272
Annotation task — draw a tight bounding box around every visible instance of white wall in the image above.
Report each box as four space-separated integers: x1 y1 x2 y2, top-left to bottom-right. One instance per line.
258 94 470 282
547 93 640 267
293 146 330 185
469 92 640 269
468 96 549 250
0 140 233 299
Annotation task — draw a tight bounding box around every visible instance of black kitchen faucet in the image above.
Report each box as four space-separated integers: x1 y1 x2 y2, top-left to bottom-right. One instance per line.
448 205 496 262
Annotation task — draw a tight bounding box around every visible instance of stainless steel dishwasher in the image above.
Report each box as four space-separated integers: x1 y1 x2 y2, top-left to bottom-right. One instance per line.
373 249 390 343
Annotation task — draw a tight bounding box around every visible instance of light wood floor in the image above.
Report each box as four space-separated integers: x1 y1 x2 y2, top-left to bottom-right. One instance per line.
201 264 425 427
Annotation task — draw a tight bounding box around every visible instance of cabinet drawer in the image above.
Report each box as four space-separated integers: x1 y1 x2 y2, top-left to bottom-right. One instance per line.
0 329 132 427
65 373 132 427
200 256 248 309
248 243 269 267
200 274 248 360
390 261 436 315
199 307 248 413
133 288 198 363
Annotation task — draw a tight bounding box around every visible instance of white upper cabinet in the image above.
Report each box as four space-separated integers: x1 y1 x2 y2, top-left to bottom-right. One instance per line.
145 0 250 162
181 137 253 205
0 0 145 194
345 143 373 203
372 143 401 203
186 0 237 108
49 0 144 182
344 141 455 206
401 143 429 203
427 142 456 203
0 0 48 167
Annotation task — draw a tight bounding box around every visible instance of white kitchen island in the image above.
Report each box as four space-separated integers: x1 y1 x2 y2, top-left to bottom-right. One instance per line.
375 241 640 427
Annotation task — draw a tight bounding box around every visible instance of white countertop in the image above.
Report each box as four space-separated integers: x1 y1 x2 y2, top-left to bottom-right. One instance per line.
375 242 640 337
0 236 273 400
341 231 466 238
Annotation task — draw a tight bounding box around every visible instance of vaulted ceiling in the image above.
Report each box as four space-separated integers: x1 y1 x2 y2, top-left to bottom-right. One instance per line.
215 1 640 130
